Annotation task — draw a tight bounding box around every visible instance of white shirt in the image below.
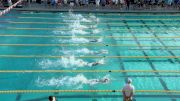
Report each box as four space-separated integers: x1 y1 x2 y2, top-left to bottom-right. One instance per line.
122 84 135 97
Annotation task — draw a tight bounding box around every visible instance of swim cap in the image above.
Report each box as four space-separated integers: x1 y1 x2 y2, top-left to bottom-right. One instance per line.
127 78 132 83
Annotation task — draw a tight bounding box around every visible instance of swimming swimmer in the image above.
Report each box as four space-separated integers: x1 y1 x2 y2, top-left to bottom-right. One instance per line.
89 38 102 43
88 78 110 85
89 39 98 42
78 59 104 67
95 78 109 83
87 59 105 67
94 50 108 54
90 62 100 66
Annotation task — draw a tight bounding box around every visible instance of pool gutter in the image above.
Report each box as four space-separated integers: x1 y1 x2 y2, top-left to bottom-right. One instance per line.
1 7 180 13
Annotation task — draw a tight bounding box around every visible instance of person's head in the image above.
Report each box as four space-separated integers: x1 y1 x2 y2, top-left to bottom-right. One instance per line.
126 78 132 84
49 96 56 101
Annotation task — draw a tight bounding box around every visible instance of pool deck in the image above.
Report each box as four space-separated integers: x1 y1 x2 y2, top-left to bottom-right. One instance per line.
0 2 180 13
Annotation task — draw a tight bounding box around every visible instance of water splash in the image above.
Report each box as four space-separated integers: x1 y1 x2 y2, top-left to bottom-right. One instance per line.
39 59 62 69
54 36 103 43
54 48 108 55
61 56 105 67
62 48 108 55
39 56 105 69
35 74 111 88
71 37 90 43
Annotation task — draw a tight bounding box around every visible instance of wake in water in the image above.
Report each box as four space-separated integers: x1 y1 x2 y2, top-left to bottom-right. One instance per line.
56 37 103 43
60 48 108 55
54 12 100 35
60 56 105 68
39 56 105 69
35 74 111 89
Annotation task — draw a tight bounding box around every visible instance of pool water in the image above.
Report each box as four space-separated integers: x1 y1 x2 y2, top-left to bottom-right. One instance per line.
0 11 179 101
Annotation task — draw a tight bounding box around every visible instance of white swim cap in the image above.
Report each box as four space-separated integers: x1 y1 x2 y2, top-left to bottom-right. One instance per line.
127 78 132 83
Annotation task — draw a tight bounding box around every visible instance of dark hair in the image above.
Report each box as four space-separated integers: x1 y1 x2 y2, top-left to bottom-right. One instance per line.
49 96 54 101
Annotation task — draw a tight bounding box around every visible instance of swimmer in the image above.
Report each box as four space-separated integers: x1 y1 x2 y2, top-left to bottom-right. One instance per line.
88 78 110 85
89 38 102 43
62 56 105 67
95 78 109 83
87 59 105 67
89 39 98 42
91 62 100 66
93 50 108 55
79 61 101 67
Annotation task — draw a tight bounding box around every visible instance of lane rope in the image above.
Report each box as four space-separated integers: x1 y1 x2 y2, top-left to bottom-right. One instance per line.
0 90 179 94
0 44 179 47
4 27 180 32
2 21 180 26
0 55 179 58
20 12 180 16
0 70 179 73
16 17 180 20
0 34 179 38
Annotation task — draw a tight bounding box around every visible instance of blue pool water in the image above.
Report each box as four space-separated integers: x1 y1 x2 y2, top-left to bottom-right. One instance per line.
0 11 179 101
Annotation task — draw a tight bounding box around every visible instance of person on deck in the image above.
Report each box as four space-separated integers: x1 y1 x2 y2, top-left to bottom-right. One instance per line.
36 0 41 4
125 0 130 9
122 78 135 101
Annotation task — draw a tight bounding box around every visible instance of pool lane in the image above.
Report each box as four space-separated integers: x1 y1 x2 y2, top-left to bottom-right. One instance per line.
0 12 179 101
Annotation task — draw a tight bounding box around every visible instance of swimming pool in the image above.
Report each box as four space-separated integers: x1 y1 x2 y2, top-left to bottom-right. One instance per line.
0 11 179 101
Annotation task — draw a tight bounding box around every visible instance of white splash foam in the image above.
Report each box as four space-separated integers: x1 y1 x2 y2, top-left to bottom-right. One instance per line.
55 37 103 43
92 29 100 34
98 59 105 64
39 59 62 69
62 48 93 55
55 48 108 55
70 21 88 29
89 15 99 22
70 29 88 35
81 18 91 22
71 37 89 43
52 30 66 35
39 56 105 69
35 74 111 88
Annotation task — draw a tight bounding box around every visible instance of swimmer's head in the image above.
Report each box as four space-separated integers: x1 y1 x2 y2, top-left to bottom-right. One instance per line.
104 78 108 81
103 78 109 82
